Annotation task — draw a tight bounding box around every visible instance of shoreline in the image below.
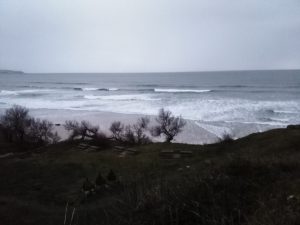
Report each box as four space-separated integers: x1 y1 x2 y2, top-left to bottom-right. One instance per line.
28 108 286 144
30 109 220 144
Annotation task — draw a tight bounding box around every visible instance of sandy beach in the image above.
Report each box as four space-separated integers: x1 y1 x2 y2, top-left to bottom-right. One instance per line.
29 109 220 144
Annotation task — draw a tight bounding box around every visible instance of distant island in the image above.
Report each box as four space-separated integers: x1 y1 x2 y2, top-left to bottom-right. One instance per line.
0 69 25 74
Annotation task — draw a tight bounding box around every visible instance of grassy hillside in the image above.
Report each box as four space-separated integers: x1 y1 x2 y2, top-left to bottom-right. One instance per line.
0 127 300 225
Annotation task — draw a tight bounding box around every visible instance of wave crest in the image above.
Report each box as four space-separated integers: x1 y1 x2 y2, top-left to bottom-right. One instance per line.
84 94 160 101
154 88 212 93
74 87 119 91
0 89 52 96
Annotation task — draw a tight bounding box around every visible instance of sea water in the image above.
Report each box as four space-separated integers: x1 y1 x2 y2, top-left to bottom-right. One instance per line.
1 70 300 141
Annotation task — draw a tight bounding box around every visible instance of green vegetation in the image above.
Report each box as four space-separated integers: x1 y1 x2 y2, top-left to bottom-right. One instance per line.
0 125 299 225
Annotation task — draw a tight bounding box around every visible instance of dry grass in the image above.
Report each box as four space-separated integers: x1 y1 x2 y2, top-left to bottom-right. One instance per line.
0 127 300 225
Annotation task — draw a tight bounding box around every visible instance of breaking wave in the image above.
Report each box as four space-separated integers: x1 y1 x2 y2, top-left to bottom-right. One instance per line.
84 94 160 101
0 89 53 96
73 87 119 91
154 88 212 93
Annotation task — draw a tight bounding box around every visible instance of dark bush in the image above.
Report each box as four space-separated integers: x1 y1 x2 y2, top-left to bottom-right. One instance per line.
0 105 60 147
110 117 151 145
64 120 112 148
151 108 186 143
27 118 60 145
95 172 106 186
219 132 234 144
90 132 111 148
110 121 124 142
64 120 99 140
0 105 31 143
107 169 117 182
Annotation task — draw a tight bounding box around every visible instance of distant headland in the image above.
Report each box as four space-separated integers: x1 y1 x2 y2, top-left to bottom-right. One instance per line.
0 69 25 74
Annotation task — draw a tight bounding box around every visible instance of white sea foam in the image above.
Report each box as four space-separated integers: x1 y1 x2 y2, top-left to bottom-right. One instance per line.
82 87 99 91
1 71 300 144
108 88 119 91
79 87 119 91
195 122 232 138
0 89 53 96
224 120 287 126
273 110 297 114
154 88 211 93
0 90 18 96
84 94 160 101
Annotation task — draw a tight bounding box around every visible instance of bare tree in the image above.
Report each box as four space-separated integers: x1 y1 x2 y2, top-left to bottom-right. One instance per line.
133 117 150 144
151 108 186 143
28 118 60 144
110 121 124 142
64 120 99 140
0 105 60 146
110 117 151 145
0 105 31 142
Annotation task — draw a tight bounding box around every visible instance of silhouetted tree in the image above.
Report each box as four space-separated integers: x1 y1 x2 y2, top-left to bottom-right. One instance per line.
133 117 151 144
110 117 151 145
151 108 186 143
28 118 60 145
110 121 124 142
0 105 60 146
0 105 31 143
64 120 99 140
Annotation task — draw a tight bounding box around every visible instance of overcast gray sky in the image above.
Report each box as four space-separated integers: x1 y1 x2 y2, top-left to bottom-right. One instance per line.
0 0 299 73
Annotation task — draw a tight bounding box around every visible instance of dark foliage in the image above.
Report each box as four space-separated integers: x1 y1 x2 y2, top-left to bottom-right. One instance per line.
0 105 31 143
110 121 124 142
90 132 111 148
95 172 106 186
64 120 99 140
1 127 300 225
218 132 234 144
110 117 151 145
0 105 60 148
151 108 186 142
27 118 60 145
106 169 117 182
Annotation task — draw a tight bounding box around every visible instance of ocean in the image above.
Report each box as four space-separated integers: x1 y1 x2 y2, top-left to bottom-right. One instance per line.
1 70 300 143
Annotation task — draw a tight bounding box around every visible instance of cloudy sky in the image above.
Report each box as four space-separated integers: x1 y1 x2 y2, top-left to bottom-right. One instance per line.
0 0 299 73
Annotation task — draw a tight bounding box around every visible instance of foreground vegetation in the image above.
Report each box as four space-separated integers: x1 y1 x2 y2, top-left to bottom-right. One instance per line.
0 123 299 225
0 105 186 151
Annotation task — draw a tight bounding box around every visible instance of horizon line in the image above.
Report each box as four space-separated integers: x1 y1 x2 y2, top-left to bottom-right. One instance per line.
18 68 300 74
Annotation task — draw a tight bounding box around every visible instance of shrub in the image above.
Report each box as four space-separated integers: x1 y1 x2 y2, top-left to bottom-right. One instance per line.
219 132 234 144
91 132 111 148
0 105 60 147
151 108 186 143
110 121 124 142
107 169 117 182
0 105 31 143
64 120 99 140
133 117 151 144
27 118 60 145
64 120 112 148
110 117 151 145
